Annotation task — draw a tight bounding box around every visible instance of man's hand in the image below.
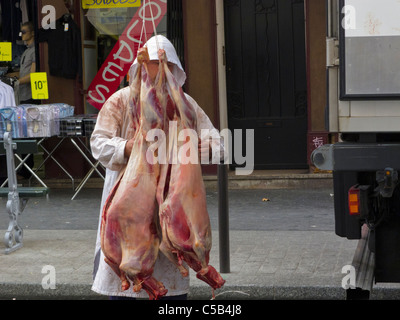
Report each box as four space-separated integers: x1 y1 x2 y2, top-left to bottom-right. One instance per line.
124 138 135 158
137 47 150 65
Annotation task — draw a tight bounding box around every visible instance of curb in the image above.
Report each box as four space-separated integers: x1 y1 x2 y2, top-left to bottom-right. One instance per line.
0 283 346 300
3 283 400 300
28 173 334 191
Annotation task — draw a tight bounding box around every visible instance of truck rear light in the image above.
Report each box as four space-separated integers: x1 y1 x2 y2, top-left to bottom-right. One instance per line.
348 186 361 216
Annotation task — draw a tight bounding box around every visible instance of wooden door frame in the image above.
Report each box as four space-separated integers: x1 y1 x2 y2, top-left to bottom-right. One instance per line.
183 0 220 175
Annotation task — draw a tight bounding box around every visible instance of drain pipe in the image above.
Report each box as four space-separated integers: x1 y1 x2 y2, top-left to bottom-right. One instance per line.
216 1 228 133
216 0 230 274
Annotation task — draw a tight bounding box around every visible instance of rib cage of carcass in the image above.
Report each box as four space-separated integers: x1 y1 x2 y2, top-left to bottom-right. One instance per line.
100 47 225 300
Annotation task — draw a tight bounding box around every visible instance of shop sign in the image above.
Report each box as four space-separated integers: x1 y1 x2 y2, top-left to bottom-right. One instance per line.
31 73 49 100
86 0 167 110
0 43 12 61
82 0 141 9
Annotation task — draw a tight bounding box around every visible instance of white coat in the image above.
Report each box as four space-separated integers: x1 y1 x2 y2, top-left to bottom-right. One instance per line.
90 36 223 298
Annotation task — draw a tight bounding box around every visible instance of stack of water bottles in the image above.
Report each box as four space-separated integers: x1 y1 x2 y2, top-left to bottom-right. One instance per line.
0 104 75 139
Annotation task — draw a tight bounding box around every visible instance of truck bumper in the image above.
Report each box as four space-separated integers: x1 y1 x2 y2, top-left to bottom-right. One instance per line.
311 143 400 172
312 142 400 240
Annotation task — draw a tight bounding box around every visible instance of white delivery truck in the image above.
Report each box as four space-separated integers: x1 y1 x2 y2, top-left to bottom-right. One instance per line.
311 0 400 299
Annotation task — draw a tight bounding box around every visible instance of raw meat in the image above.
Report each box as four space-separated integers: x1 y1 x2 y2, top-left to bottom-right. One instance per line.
100 47 168 300
156 49 226 291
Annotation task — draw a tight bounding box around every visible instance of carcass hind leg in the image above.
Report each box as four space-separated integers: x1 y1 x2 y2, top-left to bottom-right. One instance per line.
104 256 130 291
196 265 226 290
130 274 168 300
159 240 189 277
192 238 209 270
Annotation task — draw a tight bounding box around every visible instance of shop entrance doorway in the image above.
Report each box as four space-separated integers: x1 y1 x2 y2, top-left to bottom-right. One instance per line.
224 0 308 169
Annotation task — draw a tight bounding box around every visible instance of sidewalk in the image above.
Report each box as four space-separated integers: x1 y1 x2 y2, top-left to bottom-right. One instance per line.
2 229 400 300
1 175 400 300
0 229 355 300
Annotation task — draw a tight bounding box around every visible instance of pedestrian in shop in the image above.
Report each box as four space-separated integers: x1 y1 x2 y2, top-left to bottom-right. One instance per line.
18 21 37 105
90 35 222 300
17 21 37 179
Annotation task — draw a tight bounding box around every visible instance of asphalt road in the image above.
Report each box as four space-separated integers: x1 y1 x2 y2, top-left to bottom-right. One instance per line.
0 187 335 232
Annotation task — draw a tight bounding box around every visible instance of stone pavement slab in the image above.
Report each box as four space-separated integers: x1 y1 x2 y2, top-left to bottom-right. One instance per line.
0 229 367 300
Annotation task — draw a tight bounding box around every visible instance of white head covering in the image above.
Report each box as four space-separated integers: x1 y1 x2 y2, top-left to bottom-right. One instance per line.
129 35 186 87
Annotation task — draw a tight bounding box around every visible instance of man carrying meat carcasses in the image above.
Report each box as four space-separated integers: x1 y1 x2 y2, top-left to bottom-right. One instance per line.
90 35 224 300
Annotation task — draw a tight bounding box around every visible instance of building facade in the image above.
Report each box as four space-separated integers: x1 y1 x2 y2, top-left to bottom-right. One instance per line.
0 0 328 177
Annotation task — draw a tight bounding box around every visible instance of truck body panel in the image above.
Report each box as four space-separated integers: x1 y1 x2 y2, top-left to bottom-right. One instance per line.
327 0 400 133
313 0 400 292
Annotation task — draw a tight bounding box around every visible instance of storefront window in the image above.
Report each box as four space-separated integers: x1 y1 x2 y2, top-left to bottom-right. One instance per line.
0 0 38 105
0 0 184 181
0 1 183 112
83 1 169 112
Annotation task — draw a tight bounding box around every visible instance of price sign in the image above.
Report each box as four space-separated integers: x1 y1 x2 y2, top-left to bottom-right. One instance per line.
30 72 49 100
0 42 12 61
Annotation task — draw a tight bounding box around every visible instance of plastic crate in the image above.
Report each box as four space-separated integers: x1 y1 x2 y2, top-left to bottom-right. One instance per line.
59 116 84 137
82 114 98 137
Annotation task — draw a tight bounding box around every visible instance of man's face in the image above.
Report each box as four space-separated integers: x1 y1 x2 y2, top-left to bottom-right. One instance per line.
21 26 34 43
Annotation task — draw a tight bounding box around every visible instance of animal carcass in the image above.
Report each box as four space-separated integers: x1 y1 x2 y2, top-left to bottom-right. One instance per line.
156 49 226 291
100 47 168 300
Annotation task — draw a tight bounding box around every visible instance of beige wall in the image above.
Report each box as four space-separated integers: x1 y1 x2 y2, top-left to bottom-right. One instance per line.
182 0 219 128
306 0 327 132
